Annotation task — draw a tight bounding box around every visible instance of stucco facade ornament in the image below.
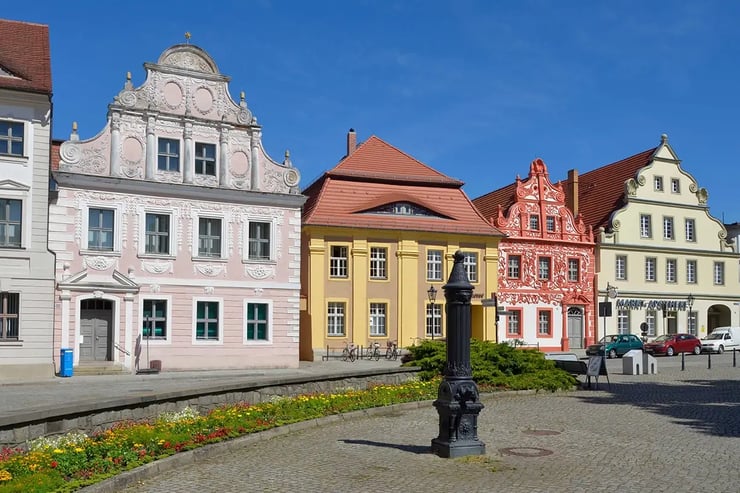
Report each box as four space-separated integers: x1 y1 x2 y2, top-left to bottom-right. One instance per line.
119 90 137 107
194 264 225 277
83 256 117 271
237 109 252 124
141 260 173 274
59 141 81 165
204 286 215 294
93 290 104 299
253 288 263 296
263 168 287 193
193 175 218 187
284 168 300 188
150 284 160 293
245 264 275 280
161 51 215 73
156 170 182 183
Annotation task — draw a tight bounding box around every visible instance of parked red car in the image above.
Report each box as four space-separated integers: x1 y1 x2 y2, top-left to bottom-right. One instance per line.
643 333 702 356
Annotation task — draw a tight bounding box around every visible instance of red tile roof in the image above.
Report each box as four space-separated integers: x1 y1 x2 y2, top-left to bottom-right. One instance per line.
472 181 518 222
570 147 657 231
303 135 504 237
0 19 52 94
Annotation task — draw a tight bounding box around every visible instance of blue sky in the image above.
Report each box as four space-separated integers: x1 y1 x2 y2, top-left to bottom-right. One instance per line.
7 1 740 223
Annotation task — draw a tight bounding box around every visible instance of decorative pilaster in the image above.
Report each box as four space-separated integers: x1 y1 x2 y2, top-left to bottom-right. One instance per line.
60 291 71 349
219 125 229 186
250 127 261 190
110 112 121 176
145 114 156 180
183 121 194 184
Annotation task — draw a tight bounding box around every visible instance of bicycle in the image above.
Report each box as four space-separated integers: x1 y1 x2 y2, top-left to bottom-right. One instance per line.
385 340 399 361
365 341 381 361
341 342 357 362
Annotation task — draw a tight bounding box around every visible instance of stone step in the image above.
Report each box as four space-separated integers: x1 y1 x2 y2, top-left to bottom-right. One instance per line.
72 363 127 376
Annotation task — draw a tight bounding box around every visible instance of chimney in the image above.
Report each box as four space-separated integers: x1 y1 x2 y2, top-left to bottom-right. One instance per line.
566 168 579 217
346 128 356 157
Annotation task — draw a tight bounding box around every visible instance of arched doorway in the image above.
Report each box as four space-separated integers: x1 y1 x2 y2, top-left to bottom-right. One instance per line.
79 298 113 362
567 307 584 349
708 304 731 332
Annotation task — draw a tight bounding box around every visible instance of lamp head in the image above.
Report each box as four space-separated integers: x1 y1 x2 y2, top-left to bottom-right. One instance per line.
427 285 438 303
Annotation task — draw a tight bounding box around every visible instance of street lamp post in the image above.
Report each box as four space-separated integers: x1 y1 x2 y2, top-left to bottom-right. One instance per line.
427 285 438 340
686 293 695 335
600 283 618 350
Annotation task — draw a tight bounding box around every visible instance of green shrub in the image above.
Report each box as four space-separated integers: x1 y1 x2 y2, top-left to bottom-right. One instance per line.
403 339 576 391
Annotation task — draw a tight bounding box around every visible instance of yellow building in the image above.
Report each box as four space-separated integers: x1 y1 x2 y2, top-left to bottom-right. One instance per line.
299 130 504 360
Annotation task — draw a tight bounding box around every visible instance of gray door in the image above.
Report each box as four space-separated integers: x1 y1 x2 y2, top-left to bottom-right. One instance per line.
79 299 113 362
567 307 584 349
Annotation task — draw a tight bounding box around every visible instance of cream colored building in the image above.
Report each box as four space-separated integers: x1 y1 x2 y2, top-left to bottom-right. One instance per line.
566 135 740 339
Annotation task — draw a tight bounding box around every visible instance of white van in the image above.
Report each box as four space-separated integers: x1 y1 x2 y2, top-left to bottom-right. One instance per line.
701 327 740 354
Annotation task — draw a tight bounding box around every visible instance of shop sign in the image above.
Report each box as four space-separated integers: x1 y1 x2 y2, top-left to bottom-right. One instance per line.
615 299 689 311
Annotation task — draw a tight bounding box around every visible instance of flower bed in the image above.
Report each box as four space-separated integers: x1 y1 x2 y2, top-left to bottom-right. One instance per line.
0 380 437 493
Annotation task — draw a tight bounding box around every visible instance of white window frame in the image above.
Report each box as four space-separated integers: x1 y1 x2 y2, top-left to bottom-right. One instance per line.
686 259 697 284
426 249 443 281
687 311 698 336
645 257 656 282
506 309 521 336
329 245 349 278
615 255 627 280
663 216 674 240
369 246 388 280
193 214 227 260
617 309 630 334
245 218 275 262
714 261 725 286
666 258 677 283
0 291 20 340
671 178 680 193
0 196 23 249
139 295 173 344
139 207 177 257
327 301 346 336
567 258 579 282
157 137 181 172
426 303 442 338
194 141 217 176
508 254 521 279
369 302 387 337
529 214 540 231
243 299 273 344
81 202 123 255
640 214 652 238
192 297 224 344
546 215 556 232
537 310 551 336
538 256 551 281
0 119 26 157
685 218 695 242
462 252 478 283
654 175 663 191
646 310 657 337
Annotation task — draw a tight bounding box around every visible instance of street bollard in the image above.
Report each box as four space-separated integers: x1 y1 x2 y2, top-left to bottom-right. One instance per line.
681 352 685 371
734 349 737 368
707 350 712 370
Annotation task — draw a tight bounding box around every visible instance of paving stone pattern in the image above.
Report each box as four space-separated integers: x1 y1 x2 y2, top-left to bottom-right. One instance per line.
118 363 740 493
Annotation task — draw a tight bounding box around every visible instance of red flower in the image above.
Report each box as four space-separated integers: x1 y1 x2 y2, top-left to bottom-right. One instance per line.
50 460 58 468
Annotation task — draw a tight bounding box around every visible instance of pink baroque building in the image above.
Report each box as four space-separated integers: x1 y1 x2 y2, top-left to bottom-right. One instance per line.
473 159 596 351
49 44 305 373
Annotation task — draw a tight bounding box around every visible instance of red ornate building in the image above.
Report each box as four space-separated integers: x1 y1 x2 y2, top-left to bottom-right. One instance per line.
473 159 596 350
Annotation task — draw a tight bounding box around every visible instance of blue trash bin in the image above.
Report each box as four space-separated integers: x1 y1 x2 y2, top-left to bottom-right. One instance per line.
60 348 73 377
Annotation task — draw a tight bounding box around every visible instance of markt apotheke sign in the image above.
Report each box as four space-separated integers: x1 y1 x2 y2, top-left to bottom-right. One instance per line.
615 299 689 311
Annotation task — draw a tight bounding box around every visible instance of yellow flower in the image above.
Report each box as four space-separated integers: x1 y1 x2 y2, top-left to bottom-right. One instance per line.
0 469 12 481
74 447 84 453
53 448 64 454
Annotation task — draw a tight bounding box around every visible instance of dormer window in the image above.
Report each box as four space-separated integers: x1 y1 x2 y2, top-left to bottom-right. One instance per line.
529 214 540 231
369 201 436 217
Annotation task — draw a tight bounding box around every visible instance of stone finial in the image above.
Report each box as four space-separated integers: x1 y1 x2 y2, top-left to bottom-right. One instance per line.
283 149 292 167
125 71 133 90
240 91 247 108
661 133 668 144
185 31 192 43
71 121 79 141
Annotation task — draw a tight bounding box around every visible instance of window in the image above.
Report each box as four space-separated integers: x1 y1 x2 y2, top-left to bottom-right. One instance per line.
195 142 216 175
327 302 346 336
198 218 222 257
506 309 521 337
508 255 521 279
617 310 630 334
463 252 478 282
195 301 219 340
686 260 697 284
157 138 180 171
369 303 387 336
646 310 657 337
615 255 627 280
714 261 724 285
537 310 551 336
145 213 170 255
329 245 348 278
687 310 697 336
671 178 680 193
248 221 271 260
654 176 663 191
88 208 115 251
645 257 656 282
567 258 579 282
142 299 167 339
369 247 387 279
640 214 652 238
538 257 551 281
0 121 23 156
666 259 677 283
426 303 442 338
0 292 19 340
663 216 674 240
0 199 22 248
529 214 540 231
246 302 269 341
685 218 695 242
546 216 556 232
426 249 443 281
